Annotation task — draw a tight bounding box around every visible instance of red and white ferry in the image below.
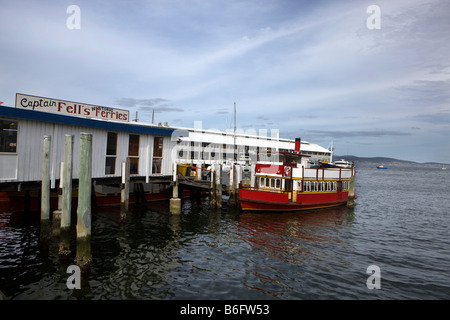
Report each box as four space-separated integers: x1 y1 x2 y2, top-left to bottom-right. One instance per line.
238 139 356 212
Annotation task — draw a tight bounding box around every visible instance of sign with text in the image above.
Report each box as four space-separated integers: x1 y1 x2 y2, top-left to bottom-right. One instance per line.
15 93 129 122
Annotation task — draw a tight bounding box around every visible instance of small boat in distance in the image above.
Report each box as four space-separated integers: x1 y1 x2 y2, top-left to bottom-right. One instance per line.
333 159 354 168
376 165 388 169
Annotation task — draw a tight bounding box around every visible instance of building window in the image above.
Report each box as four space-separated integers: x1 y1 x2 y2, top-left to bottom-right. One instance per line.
0 120 18 153
128 134 140 174
152 137 163 174
105 132 117 174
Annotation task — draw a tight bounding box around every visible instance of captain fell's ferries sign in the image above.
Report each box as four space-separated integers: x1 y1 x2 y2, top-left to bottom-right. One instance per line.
15 93 129 122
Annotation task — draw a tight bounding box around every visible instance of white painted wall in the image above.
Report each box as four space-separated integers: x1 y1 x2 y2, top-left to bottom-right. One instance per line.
0 118 175 185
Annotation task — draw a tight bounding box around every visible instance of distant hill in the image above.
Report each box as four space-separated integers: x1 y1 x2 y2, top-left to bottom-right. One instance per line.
334 155 449 167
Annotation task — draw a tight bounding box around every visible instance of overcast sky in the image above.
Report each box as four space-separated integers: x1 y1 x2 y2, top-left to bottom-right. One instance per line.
1 0 449 163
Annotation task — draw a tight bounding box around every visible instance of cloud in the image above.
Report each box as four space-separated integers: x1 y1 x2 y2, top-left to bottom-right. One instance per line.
307 129 412 139
116 98 168 108
215 108 229 115
394 80 450 105
115 98 184 112
409 112 450 125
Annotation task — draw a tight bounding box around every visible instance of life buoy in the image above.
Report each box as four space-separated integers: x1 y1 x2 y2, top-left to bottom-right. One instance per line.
284 166 291 177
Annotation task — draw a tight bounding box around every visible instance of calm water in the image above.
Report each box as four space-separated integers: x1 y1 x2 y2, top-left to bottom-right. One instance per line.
1 164 450 300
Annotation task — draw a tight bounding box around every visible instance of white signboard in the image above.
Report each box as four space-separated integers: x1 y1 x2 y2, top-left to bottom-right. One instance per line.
15 93 129 122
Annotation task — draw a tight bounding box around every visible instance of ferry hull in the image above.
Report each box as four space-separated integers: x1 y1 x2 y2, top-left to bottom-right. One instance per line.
238 189 349 212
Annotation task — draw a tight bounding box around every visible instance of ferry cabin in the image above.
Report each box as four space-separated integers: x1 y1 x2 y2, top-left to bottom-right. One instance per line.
0 106 176 190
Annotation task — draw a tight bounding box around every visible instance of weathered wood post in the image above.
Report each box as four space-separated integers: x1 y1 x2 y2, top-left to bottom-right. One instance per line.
75 133 93 270
347 170 356 208
235 164 242 205
120 159 130 222
170 163 181 215
59 135 73 258
52 162 64 237
228 164 236 206
210 163 217 208
40 135 51 242
215 164 222 208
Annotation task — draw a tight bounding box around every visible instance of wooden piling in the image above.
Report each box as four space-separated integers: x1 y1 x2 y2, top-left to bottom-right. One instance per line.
75 133 93 270
59 135 73 258
120 159 130 222
228 164 236 206
52 162 64 237
347 175 356 208
235 164 242 205
215 164 222 208
40 135 51 242
210 164 217 208
170 163 181 215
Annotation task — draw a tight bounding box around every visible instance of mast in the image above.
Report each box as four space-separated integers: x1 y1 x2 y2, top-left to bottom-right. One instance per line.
234 102 237 163
330 140 334 163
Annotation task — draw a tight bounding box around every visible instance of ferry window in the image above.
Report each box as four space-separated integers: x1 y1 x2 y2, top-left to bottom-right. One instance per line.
105 132 117 174
266 178 270 187
128 134 140 174
276 179 281 189
303 181 310 192
343 181 349 190
0 120 18 153
270 179 275 188
152 137 164 174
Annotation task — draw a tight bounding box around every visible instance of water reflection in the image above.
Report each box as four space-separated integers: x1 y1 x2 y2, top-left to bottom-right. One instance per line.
237 206 355 298
238 206 354 257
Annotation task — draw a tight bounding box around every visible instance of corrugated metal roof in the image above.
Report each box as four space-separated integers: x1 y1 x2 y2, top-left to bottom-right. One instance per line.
0 106 174 136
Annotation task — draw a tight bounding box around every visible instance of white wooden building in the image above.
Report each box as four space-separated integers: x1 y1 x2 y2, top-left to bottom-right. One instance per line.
0 106 175 188
173 125 332 167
